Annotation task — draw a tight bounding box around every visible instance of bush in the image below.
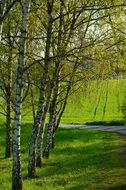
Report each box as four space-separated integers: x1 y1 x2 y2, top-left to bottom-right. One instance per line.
85 120 125 126
121 98 126 121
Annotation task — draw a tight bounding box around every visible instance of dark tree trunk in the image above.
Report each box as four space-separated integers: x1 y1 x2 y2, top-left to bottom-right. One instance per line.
51 134 55 149
5 85 12 158
30 85 36 123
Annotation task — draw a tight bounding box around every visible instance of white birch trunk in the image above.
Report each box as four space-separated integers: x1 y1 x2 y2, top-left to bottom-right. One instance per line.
28 0 54 177
12 1 31 190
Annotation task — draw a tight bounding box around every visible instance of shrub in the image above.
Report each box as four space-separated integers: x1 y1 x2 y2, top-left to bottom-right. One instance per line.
121 97 126 121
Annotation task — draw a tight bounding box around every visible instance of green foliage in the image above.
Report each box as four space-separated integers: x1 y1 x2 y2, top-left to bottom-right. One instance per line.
0 123 126 190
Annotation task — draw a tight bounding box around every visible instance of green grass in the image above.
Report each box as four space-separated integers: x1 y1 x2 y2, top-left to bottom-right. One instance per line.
62 79 126 124
0 79 125 125
0 123 126 190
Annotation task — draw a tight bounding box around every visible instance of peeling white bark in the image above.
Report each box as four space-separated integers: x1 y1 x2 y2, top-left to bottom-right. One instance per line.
12 1 31 190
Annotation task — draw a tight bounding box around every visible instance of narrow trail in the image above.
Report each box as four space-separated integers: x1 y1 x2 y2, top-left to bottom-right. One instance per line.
61 125 126 135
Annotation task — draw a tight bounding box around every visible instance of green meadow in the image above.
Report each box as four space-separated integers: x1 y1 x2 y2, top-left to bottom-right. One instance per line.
11 79 126 125
62 79 126 124
0 124 126 190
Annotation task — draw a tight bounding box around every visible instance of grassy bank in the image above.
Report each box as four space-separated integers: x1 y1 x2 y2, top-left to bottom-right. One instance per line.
62 79 126 124
0 79 125 125
0 123 126 190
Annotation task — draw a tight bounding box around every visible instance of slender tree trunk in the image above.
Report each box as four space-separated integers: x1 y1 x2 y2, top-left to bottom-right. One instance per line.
102 80 109 120
30 84 36 123
51 62 78 149
36 84 52 167
0 0 6 40
92 85 102 120
35 113 46 167
44 103 56 158
28 83 46 177
5 34 12 158
5 85 12 158
44 65 60 159
51 114 56 149
28 0 54 177
51 82 71 149
43 0 64 156
12 1 31 190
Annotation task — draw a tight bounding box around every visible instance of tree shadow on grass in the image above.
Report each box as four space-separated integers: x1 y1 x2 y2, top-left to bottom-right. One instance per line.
0 124 6 147
22 128 126 190
106 185 126 190
65 184 126 190
40 145 121 178
39 129 122 178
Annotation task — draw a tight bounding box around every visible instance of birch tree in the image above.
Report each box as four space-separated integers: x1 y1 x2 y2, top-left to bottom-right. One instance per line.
0 0 19 40
0 0 22 158
12 0 31 189
36 0 96 161
28 0 54 177
43 0 64 158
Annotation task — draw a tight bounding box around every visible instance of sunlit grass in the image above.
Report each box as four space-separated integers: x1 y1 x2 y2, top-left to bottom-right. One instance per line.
62 79 126 124
0 79 125 125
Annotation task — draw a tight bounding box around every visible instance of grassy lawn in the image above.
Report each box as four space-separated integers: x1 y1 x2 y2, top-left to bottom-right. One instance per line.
62 79 126 124
0 123 126 190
